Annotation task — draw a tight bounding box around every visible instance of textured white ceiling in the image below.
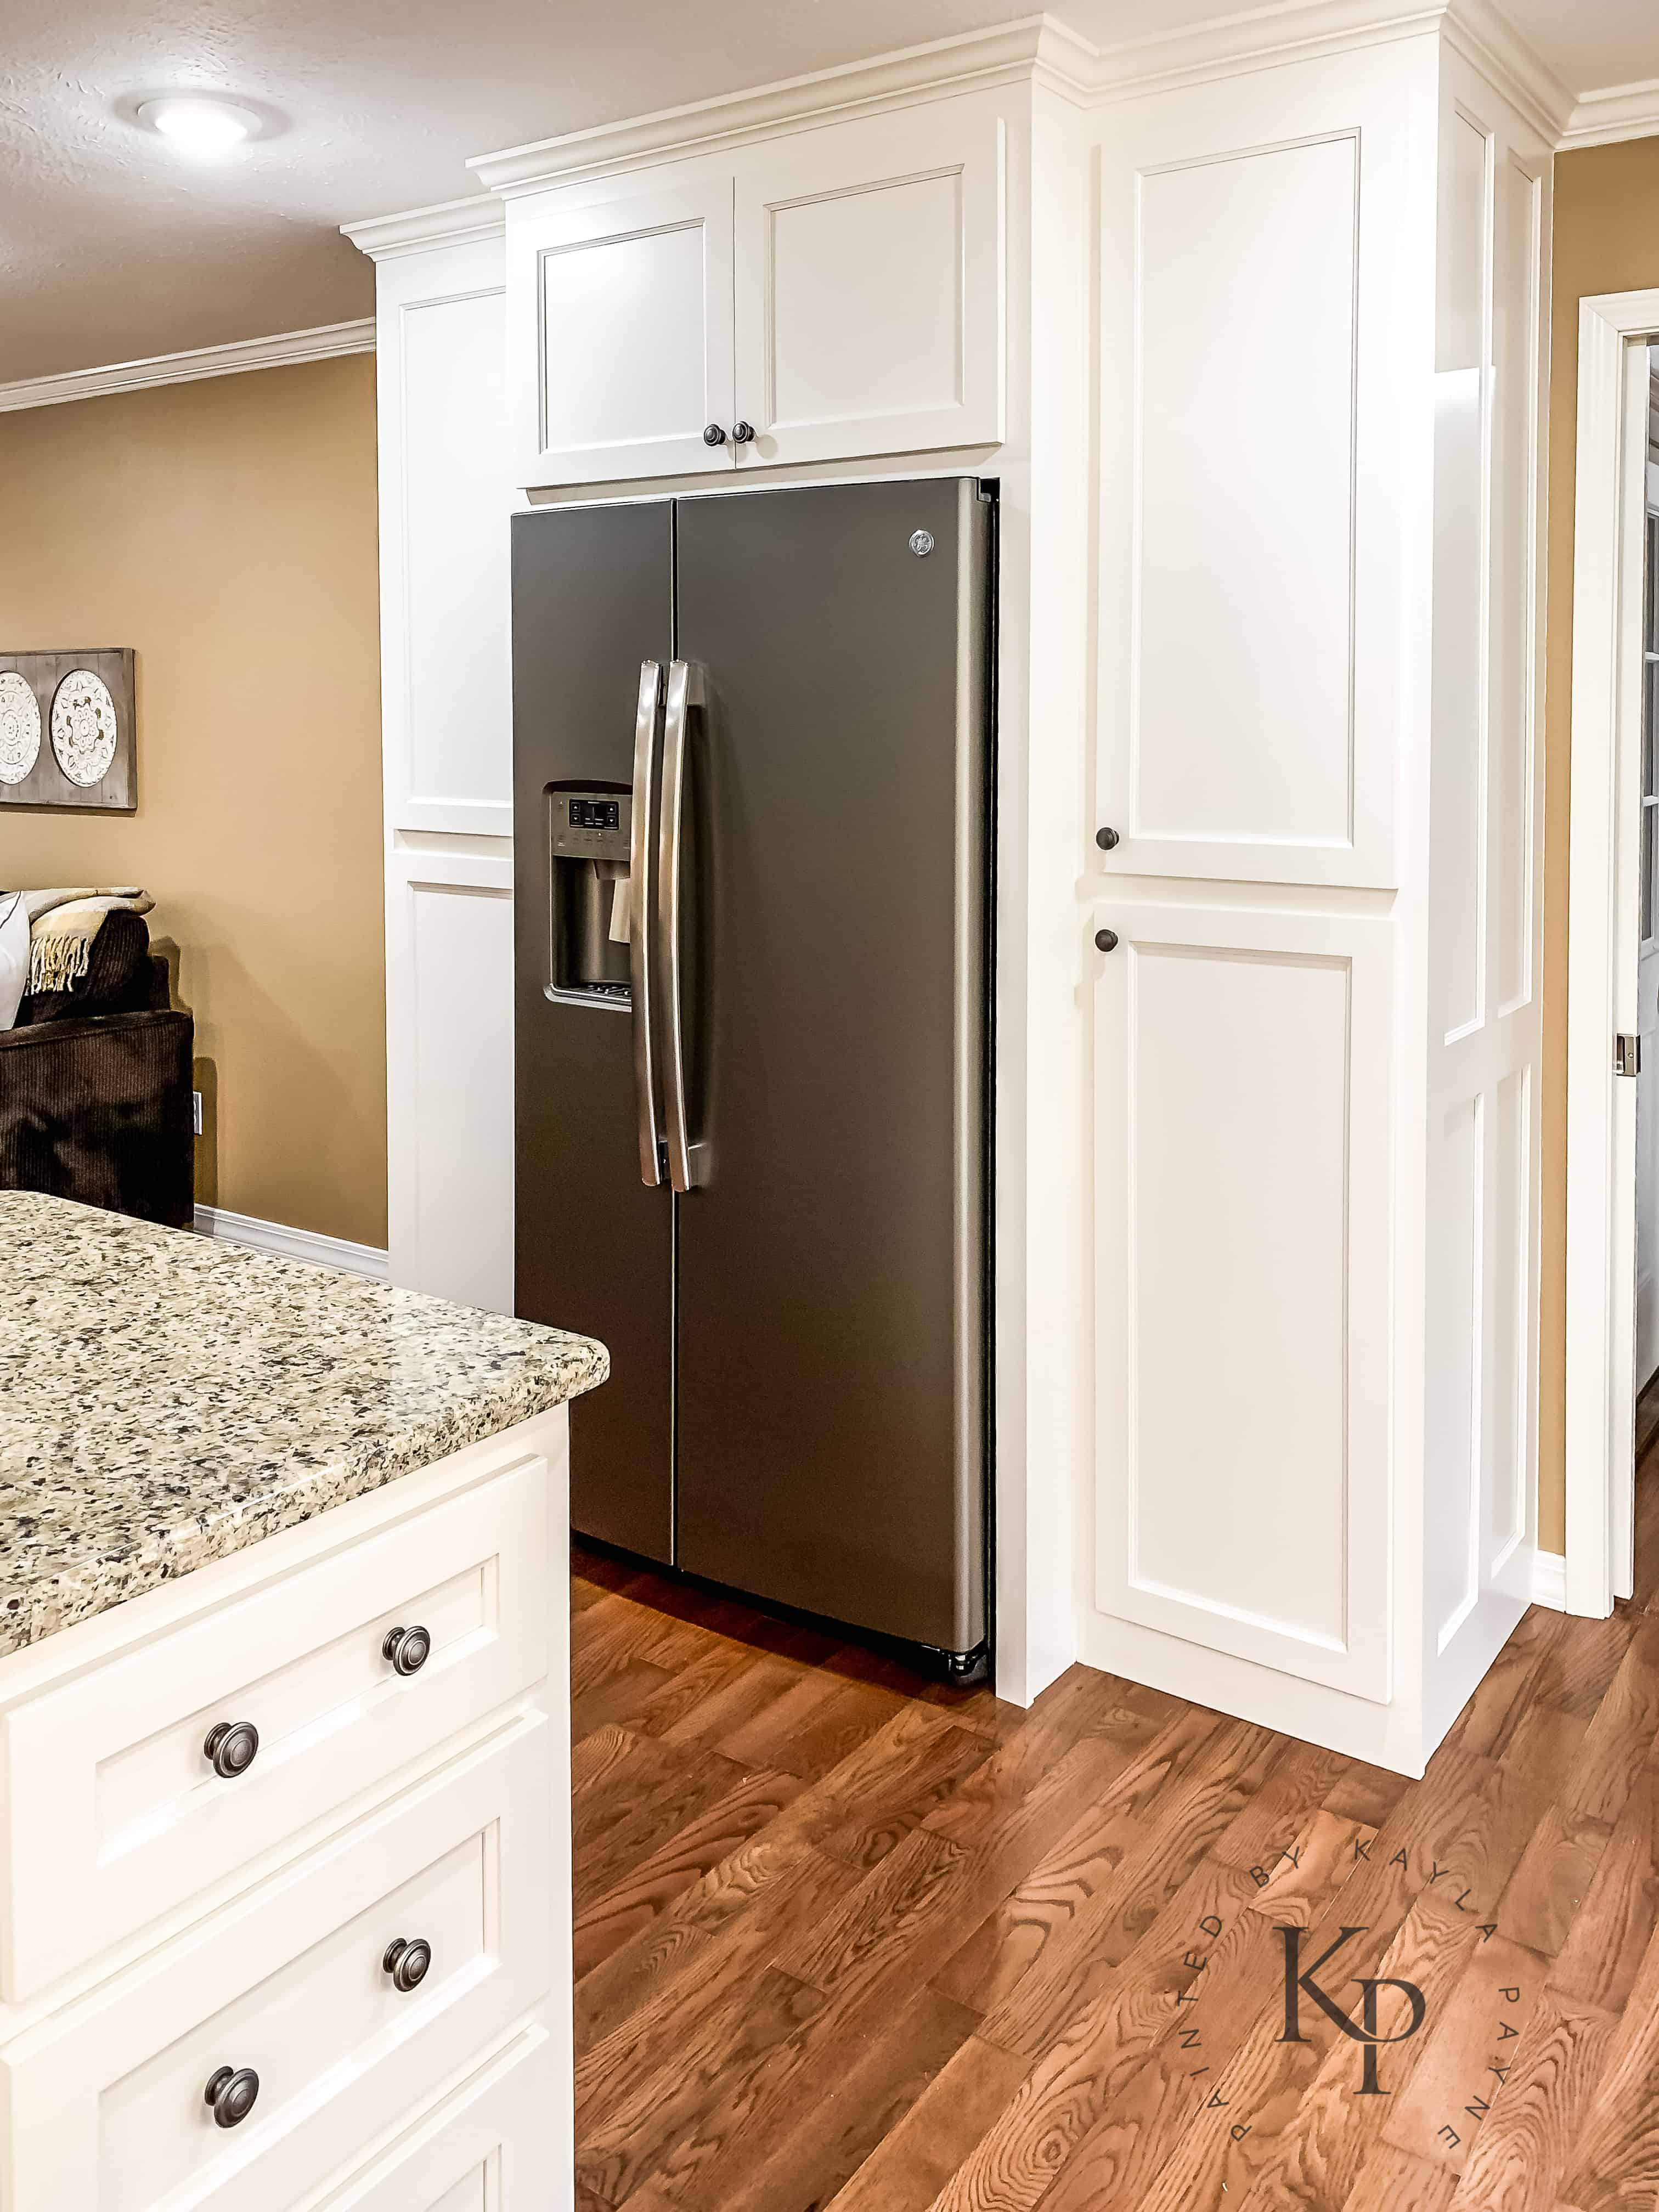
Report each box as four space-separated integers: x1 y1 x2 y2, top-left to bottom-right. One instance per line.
4 0 1656 385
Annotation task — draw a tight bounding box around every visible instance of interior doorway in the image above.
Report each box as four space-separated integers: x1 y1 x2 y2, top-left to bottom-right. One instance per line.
1566 298 1659 1617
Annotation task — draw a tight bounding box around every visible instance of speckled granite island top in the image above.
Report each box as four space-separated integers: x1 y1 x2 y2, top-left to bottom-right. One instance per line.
0 1191 610 1657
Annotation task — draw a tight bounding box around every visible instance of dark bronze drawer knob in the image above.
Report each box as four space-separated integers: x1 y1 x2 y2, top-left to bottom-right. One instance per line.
731 420 755 443
202 1719 259 1779
383 1936 433 1993
382 1623 431 1677
1095 928 1119 953
1096 826 1120 850
702 422 726 446
204 2064 259 2128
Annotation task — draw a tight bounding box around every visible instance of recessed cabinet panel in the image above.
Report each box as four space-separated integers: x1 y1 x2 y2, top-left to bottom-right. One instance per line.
308 2029 554 2211
510 177 735 487
734 103 1004 467
1093 902 1391 1701
1133 139 1358 853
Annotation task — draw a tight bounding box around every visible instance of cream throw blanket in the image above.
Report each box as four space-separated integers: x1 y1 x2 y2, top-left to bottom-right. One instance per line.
24 887 154 995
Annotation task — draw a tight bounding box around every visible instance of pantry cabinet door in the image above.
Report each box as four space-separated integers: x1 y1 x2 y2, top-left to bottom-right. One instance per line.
1092 901 1393 1704
732 101 1005 469
509 176 735 487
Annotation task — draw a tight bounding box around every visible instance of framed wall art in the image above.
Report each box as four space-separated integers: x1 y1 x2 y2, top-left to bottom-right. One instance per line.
0 650 135 812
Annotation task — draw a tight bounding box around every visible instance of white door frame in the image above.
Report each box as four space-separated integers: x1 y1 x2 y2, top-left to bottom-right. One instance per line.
1565 288 1659 1617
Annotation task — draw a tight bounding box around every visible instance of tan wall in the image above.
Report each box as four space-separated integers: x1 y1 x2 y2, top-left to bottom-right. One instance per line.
0 356 386 1248
1540 138 1659 1551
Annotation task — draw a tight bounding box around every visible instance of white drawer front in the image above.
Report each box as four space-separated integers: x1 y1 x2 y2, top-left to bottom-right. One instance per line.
2 1714 551 2212
1 1451 549 2002
309 2026 561 2211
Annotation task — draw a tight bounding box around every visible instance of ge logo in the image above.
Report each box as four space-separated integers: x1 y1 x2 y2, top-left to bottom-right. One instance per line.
1279 1927 1428 2094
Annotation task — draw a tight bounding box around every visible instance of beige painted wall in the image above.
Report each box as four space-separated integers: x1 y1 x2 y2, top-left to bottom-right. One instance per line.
1539 137 1659 1551
0 355 387 1248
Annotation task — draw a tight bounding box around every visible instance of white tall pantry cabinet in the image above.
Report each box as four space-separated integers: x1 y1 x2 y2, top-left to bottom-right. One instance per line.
351 0 1559 1773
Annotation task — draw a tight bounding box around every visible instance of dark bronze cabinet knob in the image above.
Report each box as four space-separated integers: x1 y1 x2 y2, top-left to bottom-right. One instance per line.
1096 826 1120 850
202 1719 259 1779
382 1623 431 1677
702 422 726 446
731 421 755 444
204 2065 259 2128
1095 928 1119 953
383 1936 433 1993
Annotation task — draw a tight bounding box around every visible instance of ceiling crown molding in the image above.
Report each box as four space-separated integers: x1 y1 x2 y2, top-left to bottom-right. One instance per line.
467 16 1098 195
1442 0 1574 145
341 194 506 260
0 319 375 416
1559 77 1659 151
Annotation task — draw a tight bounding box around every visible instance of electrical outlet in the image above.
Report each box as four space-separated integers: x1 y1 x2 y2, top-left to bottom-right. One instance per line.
192 1090 203 1137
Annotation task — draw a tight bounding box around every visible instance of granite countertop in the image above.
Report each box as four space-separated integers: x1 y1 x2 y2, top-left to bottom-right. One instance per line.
0 1191 610 1657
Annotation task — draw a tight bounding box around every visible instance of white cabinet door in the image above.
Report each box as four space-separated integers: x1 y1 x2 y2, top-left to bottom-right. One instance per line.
1092 901 1393 1704
732 102 1005 469
1094 52 1424 889
510 177 735 487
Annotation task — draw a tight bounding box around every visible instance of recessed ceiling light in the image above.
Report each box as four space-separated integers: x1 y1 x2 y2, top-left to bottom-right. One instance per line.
137 97 261 159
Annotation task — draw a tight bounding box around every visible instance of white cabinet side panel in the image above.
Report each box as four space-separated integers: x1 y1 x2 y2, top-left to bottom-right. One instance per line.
1092 901 1392 1703
397 869 515 1314
1420 49 1548 1754
402 291 511 826
375 235 512 839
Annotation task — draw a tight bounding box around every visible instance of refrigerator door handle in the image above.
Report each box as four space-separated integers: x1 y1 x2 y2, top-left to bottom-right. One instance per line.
630 659 665 1187
658 658 708 1193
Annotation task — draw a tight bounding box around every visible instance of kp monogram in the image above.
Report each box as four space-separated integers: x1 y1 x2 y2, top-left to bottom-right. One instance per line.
1278 1927 1428 2094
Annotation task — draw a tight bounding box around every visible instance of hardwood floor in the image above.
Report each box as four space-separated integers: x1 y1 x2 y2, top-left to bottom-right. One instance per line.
570 1466 1659 2212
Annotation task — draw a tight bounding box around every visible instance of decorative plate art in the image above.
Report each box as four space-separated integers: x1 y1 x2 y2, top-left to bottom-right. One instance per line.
50 668 120 787
0 672 41 786
0 650 134 811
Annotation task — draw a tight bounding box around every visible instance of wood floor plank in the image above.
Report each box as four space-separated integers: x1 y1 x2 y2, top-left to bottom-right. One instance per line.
568 1519 1659 2212
1562 1612 1659 1827
1551 1909 1659 2212
707 1982 978 2212
1548 1768 1659 2012
820 2035 1030 2212
1449 1988 1622 2212
1452 1607 1566 1760
1380 1934 1549 2175
1344 2145 1460 2212
571 1764 804 1980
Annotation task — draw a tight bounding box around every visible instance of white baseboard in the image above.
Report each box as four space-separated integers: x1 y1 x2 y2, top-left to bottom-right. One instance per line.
1530 1548 1568 1611
194 1204 390 1282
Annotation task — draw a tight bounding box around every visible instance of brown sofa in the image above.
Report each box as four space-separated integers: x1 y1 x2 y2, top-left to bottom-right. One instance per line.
0 912 195 1229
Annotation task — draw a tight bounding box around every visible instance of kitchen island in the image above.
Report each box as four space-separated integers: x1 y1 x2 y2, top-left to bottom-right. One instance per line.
0 1190 606 2212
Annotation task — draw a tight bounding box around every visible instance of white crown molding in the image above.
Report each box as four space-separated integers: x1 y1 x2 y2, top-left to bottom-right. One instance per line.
1560 77 1659 151
195 1204 390 1282
341 194 506 261
462 0 1572 196
467 16 1098 195
0 319 375 416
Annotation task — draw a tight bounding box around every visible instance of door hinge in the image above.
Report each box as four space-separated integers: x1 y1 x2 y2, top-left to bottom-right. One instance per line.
1616 1032 1642 1077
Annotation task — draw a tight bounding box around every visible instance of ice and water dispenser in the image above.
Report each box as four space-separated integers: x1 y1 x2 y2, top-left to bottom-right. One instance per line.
547 790 633 1004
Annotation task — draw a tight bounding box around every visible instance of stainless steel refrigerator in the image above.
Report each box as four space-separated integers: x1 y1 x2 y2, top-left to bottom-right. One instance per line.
512 477 991 1672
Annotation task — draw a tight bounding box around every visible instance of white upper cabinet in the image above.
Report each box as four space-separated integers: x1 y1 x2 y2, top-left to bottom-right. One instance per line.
505 96 1006 490
731 101 1005 470
508 176 736 487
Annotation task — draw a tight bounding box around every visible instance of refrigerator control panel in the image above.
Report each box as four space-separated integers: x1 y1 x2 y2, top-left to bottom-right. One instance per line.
551 789 631 864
